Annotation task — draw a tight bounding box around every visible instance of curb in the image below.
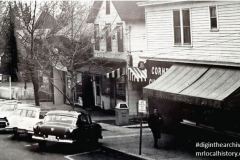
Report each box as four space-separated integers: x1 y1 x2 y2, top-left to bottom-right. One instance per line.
101 145 155 160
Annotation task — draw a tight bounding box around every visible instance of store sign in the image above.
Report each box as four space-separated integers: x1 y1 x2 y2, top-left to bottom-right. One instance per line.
146 60 172 84
138 100 147 113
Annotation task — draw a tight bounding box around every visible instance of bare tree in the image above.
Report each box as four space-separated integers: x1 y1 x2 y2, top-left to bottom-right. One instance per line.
13 1 57 106
12 1 93 106
41 1 93 105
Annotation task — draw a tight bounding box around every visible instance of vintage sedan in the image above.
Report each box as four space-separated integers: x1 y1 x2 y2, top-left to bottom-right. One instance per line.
0 102 18 131
6 104 41 138
0 102 18 118
32 110 102 148
0 117 9 131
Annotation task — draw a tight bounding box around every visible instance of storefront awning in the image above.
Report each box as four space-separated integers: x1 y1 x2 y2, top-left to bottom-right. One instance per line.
128 67 147 82
143 64 240 108
76 57 126 78
106 68 125 79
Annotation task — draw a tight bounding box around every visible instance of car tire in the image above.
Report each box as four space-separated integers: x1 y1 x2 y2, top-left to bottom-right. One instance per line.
27 134 32 140
13 131 19 139
90 137 99 147
38 141 46 150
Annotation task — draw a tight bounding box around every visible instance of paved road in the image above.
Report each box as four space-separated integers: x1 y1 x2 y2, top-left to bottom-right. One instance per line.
0 132 136 160
0 132 102 160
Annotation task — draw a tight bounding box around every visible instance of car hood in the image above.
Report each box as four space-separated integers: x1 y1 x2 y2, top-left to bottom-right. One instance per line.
0 111 12 119
38 122 74 136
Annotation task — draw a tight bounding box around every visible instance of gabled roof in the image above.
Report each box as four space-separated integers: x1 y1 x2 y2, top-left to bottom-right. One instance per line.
112 1 145 22
35 11 58 29
87 1 145 23
87 1 103 23
138 0 194 7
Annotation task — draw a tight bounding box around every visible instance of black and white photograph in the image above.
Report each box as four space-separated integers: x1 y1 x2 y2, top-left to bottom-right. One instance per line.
0 0 240 159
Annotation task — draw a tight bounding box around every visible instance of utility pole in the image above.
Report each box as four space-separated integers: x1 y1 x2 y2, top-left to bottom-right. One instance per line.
9 76 11 99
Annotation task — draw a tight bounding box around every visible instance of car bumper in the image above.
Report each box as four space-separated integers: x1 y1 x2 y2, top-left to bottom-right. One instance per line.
32 135 74 144
16 129 34 134
2 127 13 132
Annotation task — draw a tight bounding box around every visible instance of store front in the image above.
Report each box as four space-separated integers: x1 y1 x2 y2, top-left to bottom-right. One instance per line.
145 60 172 84
144 63 240 132
76 57 126 110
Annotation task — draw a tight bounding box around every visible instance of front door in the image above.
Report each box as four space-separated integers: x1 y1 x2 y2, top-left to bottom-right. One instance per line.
94 76 101 106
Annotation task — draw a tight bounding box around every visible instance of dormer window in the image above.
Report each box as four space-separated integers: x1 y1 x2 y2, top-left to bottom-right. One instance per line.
106 0 110 15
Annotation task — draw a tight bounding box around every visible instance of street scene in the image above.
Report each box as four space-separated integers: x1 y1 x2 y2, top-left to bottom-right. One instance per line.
1 0 240 159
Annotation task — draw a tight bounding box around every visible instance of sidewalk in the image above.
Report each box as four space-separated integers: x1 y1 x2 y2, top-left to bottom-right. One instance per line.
100 123 205 160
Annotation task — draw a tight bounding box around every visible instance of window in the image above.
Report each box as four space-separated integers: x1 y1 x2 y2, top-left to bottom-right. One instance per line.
116 82 126 100
209 6 218 30
105 24 112 51
101 76 110 95
173 10 181 44
94 24 100 50
182 9 191 44
173 9 191 45
117 23 124 52
106 0 110 15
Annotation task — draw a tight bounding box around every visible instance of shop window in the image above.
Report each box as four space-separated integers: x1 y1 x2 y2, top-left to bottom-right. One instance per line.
105 24 112 51
101 76 110 95
173 9 191 45
106 0 110 15
117 23 124 52
209 6 218 30
116 82 126 100
94 24 100 50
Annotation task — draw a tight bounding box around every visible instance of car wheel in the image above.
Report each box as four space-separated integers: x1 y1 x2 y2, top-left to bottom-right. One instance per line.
38 141 46 150
27 134 32 140
13 131 19 139
90 137 99 146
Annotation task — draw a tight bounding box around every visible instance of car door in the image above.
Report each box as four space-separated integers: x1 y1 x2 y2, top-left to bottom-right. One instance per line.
78 114 92 139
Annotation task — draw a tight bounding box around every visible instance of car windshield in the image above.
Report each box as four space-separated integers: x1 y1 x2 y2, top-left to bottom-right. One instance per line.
0 104 15 112
44 115 76 124
14 109 37 118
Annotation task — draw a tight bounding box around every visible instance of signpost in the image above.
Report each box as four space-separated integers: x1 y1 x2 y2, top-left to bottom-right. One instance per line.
138 100 147 155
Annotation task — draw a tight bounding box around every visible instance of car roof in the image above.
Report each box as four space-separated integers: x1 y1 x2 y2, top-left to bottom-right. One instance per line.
16 105 40 111
0 100 20 105
46 110 81 118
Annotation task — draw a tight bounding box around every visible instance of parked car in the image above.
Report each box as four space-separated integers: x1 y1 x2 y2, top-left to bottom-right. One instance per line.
6 104 41 138
0 117 9 131
32 110 102 148
0 101 22 131
0 103 17 118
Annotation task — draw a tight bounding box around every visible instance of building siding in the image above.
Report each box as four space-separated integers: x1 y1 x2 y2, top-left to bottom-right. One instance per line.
93 0 146 65
94 0 127 60
144 1 240 65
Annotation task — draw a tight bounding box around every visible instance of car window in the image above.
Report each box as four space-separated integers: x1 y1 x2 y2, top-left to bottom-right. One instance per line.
0 104 15 111
14 109 22 116
21 109 27 117
26 110 37 118
78 115 90 124
44 115 77 124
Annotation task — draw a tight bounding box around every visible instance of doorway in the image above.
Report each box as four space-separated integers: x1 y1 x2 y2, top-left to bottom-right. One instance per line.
94 76 101 107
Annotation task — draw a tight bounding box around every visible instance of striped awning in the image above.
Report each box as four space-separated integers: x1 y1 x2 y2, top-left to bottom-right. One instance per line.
76 57 126 78
128 67 147 82
106 68 125 79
